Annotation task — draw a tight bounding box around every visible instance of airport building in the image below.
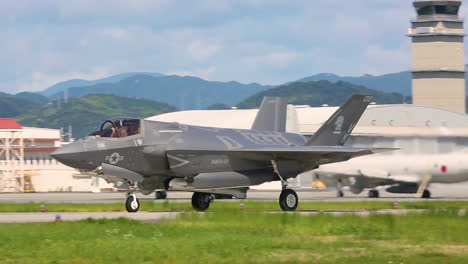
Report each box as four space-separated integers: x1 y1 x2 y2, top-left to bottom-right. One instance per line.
0 118 113 192
409 0 466 113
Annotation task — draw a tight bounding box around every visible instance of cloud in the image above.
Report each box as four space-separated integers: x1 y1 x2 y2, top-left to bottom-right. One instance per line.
12 67 114 93
0 0 459 92
186 40 221 62
101 28 132 41
361 44 411 75
244 51 300 68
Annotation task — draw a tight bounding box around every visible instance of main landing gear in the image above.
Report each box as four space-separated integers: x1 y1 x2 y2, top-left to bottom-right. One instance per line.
368 189 379 198
155 190 167 200
279 189 298 211
272 160 299 211
421 189 431 199
336 180 344 197
191 192 213 211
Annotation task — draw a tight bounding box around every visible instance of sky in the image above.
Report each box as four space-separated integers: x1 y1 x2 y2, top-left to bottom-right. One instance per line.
1 0 465 93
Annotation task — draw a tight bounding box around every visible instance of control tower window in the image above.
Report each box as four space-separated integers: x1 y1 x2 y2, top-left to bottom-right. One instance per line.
434 5 459 15
417 5 459 16
417 6 434 15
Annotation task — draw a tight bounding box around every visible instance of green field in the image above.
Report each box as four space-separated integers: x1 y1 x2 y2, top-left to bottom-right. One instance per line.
1 201 468 263
1 210 468 263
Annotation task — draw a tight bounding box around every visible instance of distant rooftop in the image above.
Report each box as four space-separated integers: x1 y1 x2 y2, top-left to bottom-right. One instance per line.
0 118 22 129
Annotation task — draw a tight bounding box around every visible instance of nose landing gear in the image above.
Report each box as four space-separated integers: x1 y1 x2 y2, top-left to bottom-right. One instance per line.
125 194 140 213
125 181 140 213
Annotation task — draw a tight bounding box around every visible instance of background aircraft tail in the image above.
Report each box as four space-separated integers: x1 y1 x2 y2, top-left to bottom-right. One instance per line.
251 97 288 132
306 94 371 146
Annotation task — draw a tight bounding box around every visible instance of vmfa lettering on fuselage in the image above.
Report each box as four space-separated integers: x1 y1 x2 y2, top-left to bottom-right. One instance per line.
51 95 389 212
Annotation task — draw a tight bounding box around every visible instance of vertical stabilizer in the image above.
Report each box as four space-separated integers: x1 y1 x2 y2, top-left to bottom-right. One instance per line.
251 97 288 132
306 94 371 146
286 104 300 134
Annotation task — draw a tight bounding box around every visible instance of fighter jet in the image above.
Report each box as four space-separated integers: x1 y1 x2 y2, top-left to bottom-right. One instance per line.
51 94 388 212
312 149 468 198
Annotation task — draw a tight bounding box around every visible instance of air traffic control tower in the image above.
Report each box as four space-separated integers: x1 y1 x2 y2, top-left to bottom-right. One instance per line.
408 0 466 113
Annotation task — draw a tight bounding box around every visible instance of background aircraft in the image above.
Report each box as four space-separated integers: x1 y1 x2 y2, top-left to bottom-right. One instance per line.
51 94 387 212
312 149 468 198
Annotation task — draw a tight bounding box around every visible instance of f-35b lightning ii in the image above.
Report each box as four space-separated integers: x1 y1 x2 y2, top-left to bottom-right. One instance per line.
51 94 387 212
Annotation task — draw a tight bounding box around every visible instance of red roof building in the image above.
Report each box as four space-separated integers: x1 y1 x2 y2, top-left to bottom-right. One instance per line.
0 118 22 129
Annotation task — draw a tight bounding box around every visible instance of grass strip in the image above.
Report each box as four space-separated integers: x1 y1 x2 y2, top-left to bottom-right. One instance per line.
1 200 468 212
1 210 468 263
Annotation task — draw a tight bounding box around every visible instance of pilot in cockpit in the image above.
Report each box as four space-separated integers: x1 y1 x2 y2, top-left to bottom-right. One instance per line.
89 118 140 138
111 120 128 138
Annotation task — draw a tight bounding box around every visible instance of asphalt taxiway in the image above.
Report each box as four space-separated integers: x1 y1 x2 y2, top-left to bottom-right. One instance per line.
0 183 466 223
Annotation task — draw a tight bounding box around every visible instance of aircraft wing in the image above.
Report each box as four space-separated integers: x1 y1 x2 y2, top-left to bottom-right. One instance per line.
166 146 395 174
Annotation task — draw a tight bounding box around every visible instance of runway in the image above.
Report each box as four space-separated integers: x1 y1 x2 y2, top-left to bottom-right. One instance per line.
0 183 467 204
0 183 466 223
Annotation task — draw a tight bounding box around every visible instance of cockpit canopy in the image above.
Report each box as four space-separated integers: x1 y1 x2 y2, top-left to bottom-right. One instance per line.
89 118 141 138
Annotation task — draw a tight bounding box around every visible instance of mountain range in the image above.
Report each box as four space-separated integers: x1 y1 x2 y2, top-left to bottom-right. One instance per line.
237 80 404 109
42 72 164 96
1 74 407 137
297 72 412 96
49 74 271 110
9 68 468 138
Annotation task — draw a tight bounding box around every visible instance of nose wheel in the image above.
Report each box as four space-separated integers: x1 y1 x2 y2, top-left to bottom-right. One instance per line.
191 192 213 211
125 181 140 213
125 194 140 212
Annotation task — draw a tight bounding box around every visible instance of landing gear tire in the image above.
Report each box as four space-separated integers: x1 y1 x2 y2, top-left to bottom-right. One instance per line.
337 190 344 198
155 191 167 200
125 195 140 213
279 189 298 211
368 190 379 198
421 189 431 199
191 192 212 211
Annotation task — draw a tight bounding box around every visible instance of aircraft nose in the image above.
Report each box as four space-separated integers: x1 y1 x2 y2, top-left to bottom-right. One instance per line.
50 142 85 168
